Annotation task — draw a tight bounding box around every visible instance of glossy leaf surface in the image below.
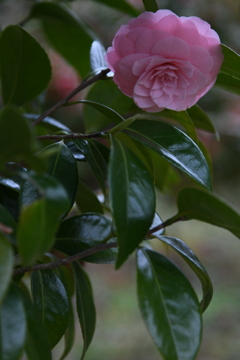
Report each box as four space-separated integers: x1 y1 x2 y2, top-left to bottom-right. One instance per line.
21 291 52 360
31 269 70 348
72 262 96 360
187 105 216 134
109 137 155 268
18 173 69 264
59 302 75 360
0 25 51 106
177 187 240 239
215 72 240 95
75 181 104 214
220 44 240 80
125 120 211 190
31 2 93 77
137 248 202 360
56 214 117 263
156 235 213 312
0 234 13 304
0 283 26 360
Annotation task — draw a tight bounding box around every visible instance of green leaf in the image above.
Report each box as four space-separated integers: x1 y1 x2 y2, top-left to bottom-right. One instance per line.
109 137 155 268
39 141 78 215
177 187 240 239
0 185 20 222
74 139 108 196
18 173 69 264
215 72 240 95
187 105 217 135
0 282 27 360
220 44 240 80
30 2 94 77
72 262 96 360
0 234 13 304
21 291 52 360
142 0 158 12
55 214 117 263
156 235 213 312
0 108 41 171
136 248 202 360
125 120 211 190
0 25 51 106
75 180 104 214
91 0 139 16
0 203 17 243
158 109 197 142
25 114 71 133
31 269 70 349
75 100 125 125
83 80 135 132
59 301 75 360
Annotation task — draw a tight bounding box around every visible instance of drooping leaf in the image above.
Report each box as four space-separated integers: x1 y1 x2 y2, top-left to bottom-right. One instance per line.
215 72 240 95
136 248 202 360
74 139 108 196
125 120 211 190
142 0 158 12
31 269 70 349
24 114 71 133
156 235 213 312
91 0 139 16
66 142 85 161
177 187 240 239
187 105 217 135
83 80 135 132
0 283 27 360
59 301 75 360
75 180 104 214
55 214 117 263
0 25 51 106
0 234 13 304
21 291 52 360
18 173 69 265
220 44 240 80
109 137 155 268
72 262 96 360
30 2 94 77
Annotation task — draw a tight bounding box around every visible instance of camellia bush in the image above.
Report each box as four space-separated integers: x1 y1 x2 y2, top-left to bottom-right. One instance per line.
1 0 240 359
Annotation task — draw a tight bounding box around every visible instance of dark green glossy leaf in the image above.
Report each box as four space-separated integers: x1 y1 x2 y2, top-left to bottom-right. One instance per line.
31 2 94 77
31 269 70 348
149 213 165 236
83 80 135 132
215 72 240 95
0 108 41 171
0 185 20 222
72 262 96 360
21 291 52 360
24 114 71 132
18 173 69 264
0 234 13 304
90 40 108 73
142 0 158 12
187 105 217 134
220 44 240 80
177 187 240 239
0 203 17 243
109 137 155 268
76 180 104 214
158 109 197 142
156 235 213 312
59 301 75 360
0 25 51 106
92 0 139 16
55 214 117 263
66 142 85 161
0 282 27 360
136 248 202 360
39 141 78 214
74 139 108 195
125 120 211 190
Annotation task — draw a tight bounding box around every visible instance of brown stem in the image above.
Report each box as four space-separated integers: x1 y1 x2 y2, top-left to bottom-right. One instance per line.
37 131 104 141
32 68 110 127
13 241 118 275
148 215 187 235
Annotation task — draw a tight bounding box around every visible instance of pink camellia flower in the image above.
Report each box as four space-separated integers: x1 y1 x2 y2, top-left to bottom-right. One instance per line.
105 10 224 112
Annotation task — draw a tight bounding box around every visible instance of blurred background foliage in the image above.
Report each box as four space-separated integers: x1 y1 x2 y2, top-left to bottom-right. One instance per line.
1 0 240 359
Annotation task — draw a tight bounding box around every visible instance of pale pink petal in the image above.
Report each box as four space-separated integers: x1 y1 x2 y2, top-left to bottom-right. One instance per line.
113 34 135 57
151 37 190 60
128 17 155 29
118 54 149 81
133 94 157 108
154 9 177 22
105 48 121 71
115 25 129 37
189 46 213 73
134 82 151 96
155 14 181 34
134 29 172 54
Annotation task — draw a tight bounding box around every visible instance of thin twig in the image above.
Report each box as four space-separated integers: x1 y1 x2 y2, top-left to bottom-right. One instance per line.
32 68 110 127
13 241 118 275
37 131 105 141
